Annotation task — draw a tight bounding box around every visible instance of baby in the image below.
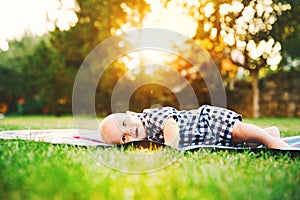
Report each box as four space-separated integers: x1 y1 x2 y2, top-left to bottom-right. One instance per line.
99 105 290 149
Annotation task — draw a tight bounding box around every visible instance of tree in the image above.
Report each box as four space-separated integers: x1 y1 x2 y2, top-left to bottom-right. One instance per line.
0 35 40 113
49 0 150 68
0 34 76 115
222 0 291 118
49 0 150 114
271 0 300 68
192 0 291 118
24 39 75 115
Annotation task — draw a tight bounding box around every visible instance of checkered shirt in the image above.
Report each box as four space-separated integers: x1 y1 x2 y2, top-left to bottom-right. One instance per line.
198 105 242 147
138 105 242 148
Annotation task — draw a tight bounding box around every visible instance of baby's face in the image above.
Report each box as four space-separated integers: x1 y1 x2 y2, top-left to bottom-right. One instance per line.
119 113 146 143
100 112 146 144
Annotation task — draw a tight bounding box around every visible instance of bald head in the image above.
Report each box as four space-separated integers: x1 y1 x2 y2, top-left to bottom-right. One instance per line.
99 113 126 144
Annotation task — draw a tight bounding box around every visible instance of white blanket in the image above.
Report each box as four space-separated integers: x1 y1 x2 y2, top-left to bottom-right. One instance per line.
0 129 109 147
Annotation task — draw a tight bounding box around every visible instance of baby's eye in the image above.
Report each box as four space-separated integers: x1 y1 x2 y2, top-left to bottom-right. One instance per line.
121 135 126 143
122 120 127 127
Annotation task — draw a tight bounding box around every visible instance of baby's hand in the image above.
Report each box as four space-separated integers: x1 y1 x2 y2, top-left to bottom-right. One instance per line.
162 117 179 148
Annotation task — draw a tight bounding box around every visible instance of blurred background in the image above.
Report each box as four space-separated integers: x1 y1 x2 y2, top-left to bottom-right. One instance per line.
0 0 299 118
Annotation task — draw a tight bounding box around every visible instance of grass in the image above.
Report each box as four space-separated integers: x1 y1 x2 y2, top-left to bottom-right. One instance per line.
0 116 300 200
0 115 75 130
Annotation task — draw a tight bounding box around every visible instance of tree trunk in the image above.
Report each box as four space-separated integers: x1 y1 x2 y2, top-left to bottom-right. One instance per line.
251 70 260 118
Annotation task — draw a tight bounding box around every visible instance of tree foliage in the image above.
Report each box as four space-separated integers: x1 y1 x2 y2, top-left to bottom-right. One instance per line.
187 0 292 117
0 0 151 115
0 0 298 116
0 36 40 113
271 0 300 65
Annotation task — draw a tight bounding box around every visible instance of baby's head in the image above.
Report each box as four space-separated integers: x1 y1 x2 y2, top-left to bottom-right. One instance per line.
99 112 146 144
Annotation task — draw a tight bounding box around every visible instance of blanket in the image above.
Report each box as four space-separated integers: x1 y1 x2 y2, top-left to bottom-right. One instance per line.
0 129 111 147
0 129 299 156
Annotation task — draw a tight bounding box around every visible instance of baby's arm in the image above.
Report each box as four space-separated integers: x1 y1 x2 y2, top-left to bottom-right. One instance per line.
162 117 180 148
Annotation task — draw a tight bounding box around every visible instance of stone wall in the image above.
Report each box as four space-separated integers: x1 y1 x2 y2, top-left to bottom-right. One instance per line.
226 71 300 118
226 81 253 117
260 71 300 117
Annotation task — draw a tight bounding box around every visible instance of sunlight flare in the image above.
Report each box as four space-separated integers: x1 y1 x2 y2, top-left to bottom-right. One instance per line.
143 0 198 38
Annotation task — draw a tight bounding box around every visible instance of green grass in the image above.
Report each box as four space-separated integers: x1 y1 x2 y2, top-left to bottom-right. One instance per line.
0 115 75 130
0 116 300 200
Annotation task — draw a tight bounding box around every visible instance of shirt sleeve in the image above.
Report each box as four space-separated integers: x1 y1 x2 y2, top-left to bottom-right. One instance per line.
144 107 178 142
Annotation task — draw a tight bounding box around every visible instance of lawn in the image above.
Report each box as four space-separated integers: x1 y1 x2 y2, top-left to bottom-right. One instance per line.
0 116 299 200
